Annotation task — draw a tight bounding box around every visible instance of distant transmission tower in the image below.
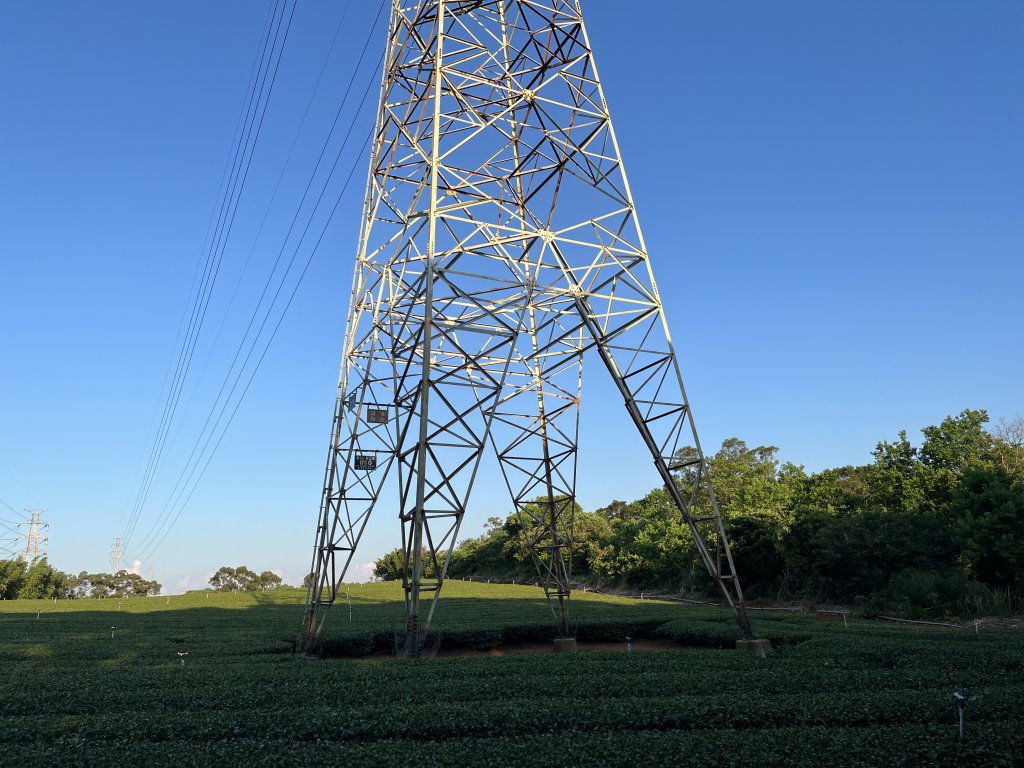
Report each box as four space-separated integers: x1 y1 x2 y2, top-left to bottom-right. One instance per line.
110 538 123 572
19 509 48 561
304 0 751 655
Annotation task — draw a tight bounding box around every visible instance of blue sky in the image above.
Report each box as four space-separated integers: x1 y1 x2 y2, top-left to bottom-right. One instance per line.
1 1 1021 592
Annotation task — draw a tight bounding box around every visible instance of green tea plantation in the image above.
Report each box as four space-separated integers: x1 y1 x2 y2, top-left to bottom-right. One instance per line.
1 582 1022 766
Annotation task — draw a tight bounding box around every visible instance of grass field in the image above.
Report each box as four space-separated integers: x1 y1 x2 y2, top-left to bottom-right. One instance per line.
1 582 1022 766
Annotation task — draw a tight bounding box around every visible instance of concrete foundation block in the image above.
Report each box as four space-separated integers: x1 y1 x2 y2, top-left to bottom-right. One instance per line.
737 638 773 658
553 637 578 653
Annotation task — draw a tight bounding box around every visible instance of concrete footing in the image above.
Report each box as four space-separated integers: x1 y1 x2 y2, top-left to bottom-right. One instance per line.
737 638 773 658
553 637 578 653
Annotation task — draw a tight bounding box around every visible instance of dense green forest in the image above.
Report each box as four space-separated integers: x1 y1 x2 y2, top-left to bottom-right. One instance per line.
377 409 1024 618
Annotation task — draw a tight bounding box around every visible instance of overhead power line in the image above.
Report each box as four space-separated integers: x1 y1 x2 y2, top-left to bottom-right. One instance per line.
174 0 356 430
0 495 20 516
120 0 298 552
130 0 388 565
134 127 376 565
0 457 30 500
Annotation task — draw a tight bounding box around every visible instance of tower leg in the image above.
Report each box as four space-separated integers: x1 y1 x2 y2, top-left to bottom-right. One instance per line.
564 272 753 638
491 308 584 639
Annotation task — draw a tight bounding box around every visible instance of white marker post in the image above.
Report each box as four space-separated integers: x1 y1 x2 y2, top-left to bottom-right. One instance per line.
954 691 976 740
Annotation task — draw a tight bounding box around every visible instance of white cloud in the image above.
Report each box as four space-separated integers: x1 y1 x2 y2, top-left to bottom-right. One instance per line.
349 561 376 583
173 573 214 595
129 559 142 575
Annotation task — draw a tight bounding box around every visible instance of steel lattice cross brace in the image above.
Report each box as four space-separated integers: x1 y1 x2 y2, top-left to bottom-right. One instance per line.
303 0 753 655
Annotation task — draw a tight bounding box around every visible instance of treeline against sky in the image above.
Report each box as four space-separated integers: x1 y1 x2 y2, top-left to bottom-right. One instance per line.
0 562 285 600
0 561 161 599
376 409 1024 617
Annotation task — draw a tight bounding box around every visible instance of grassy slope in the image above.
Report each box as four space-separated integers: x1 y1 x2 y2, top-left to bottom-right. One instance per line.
1 583 1022 767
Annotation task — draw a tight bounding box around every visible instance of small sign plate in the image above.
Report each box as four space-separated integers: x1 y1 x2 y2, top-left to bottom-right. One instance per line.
367 408 388 424
354 454 377 471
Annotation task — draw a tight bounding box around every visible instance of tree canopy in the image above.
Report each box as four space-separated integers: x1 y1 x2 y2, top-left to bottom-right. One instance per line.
0 561 162 599
0 558 71 599
377 408 1024 617
71 570 161 598
208 566 283 592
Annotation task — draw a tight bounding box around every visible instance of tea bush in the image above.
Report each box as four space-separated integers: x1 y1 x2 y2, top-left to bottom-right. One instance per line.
0 582 1020 766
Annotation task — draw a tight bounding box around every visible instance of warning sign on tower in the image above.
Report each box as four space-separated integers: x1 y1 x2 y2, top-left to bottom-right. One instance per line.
354 455 377 471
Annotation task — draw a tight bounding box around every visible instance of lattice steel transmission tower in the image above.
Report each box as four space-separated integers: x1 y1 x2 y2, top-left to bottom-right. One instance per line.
110 538 123 573
19 509 48 561
304 0 751 654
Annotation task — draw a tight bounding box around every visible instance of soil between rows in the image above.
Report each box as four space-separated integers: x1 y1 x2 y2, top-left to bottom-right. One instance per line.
429 638 690 657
